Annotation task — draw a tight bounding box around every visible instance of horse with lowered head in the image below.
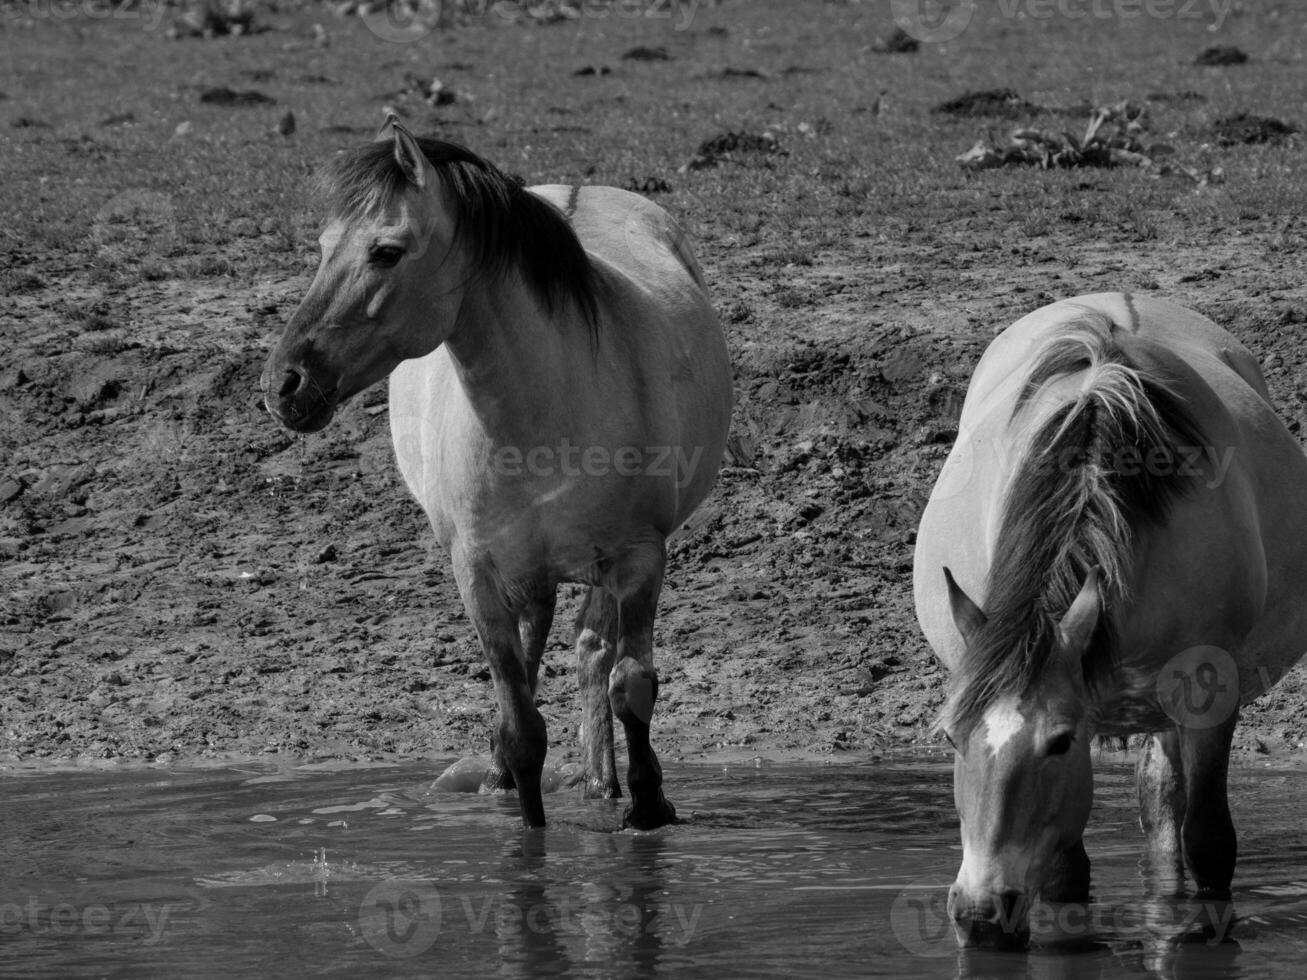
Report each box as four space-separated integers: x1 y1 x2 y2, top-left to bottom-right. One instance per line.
262 114 732 829
914 292 1307 948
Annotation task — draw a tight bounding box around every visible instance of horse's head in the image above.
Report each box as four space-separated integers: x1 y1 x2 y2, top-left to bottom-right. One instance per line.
262 116 464 432
940 568 1101 949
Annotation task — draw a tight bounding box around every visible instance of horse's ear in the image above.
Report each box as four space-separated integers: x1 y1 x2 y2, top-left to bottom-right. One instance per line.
944 567 987 646
375 106 402 142
386 113 430 190
1057 567 1101 657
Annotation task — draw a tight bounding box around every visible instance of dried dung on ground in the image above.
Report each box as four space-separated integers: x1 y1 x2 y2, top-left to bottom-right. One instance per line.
1210 113 1296 146
957 100 1226 185
685 130 782 170
872 27 919 53
622 46 670 61
1147 90 1208 105
199 87 276 106
1195 45 1248 66
932 89 1041 119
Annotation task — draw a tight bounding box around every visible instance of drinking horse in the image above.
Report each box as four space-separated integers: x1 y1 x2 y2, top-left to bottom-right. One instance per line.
262 115 731 829
914 292 1307 947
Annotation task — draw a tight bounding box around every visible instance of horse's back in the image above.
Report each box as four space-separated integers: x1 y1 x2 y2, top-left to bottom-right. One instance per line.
915 291 1307 693
963 293 1266 415
527 183 731 520
530 184 708 300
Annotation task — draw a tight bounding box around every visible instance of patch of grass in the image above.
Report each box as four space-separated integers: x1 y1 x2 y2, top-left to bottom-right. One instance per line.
1 2 1304 344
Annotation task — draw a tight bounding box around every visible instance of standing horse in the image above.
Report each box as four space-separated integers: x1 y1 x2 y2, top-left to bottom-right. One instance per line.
913 292 1307 948
261 115 732 829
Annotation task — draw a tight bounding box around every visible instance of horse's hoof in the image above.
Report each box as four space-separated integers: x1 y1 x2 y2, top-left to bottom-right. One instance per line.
479 766 516 794
583 778 622 801
621 798 678 831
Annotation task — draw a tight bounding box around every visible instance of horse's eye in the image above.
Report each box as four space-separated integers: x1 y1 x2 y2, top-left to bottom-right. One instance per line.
369 245 405 268
1047 732 1075 757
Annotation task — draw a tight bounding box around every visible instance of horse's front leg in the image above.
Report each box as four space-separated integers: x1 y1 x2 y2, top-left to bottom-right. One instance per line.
1137 729 1187 896
607 541 677 830
454 555 549 827
482 593 556 794
575 586 621 799
1178 710 1239 899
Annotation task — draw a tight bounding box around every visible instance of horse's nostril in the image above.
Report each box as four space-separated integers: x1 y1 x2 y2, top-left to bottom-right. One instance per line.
278 368 304 399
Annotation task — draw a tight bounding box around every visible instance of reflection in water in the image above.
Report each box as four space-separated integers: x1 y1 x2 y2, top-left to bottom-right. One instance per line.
496 833 570 978
1 760 1306 978
479 824 679 977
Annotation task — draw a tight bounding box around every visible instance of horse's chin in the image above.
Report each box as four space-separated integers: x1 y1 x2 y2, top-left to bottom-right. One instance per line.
952 919 1031 951
265 393 339 433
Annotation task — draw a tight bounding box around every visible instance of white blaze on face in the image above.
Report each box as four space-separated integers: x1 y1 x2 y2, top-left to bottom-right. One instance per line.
982 697 1026 755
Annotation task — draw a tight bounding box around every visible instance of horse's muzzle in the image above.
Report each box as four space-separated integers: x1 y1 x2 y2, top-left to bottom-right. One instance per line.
262 365 339 433
948 884 1031 950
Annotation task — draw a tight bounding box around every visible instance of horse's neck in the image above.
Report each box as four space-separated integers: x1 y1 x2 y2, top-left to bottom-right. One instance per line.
441 281 580 439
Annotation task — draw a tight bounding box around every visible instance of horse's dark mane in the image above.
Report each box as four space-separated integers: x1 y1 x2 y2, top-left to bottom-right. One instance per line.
320 136 598 331
941 313 1207 738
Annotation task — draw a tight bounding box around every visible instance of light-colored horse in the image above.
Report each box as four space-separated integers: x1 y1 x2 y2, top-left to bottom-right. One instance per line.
262 116 732 829
914 292 1307 947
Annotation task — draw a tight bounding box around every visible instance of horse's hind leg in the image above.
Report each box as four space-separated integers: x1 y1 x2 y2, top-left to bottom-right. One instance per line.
482 592 556 794
608 540 677 830
575 587 620 799
1137 730 1186 896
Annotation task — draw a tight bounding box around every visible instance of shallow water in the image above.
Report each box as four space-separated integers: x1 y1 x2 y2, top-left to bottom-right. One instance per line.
3 758 1307 978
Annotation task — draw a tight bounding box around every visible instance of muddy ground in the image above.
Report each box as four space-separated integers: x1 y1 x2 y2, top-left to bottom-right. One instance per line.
3 1 1307 778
